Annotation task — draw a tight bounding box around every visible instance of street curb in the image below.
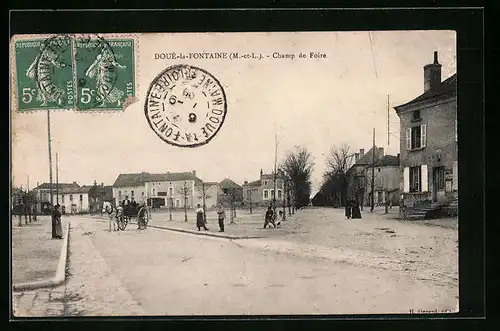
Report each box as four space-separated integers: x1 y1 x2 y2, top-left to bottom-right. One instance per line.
13 222 71 292
147 224 262 240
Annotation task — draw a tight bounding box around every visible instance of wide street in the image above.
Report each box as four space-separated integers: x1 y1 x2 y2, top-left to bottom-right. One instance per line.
13 207 458 316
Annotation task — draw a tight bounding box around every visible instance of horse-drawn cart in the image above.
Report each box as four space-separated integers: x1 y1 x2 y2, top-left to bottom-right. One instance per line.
115 204 149 230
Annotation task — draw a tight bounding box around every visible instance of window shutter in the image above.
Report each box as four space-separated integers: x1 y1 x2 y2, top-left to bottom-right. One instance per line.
403 167 410 193
453 161 458 191
421 164 428 192
421 124 427 148
406 128 411 150
455 119 458 142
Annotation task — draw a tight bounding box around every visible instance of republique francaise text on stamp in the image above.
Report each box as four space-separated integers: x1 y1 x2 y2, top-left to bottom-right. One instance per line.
11 34 137 112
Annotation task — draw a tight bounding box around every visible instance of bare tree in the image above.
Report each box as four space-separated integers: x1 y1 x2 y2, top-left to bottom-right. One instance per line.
281 146 315 209
323 144 355 207
177 181 191 222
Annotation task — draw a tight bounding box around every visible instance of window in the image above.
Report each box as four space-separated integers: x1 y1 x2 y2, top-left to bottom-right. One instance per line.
378 168 381 172
152 189 156 196
412 110 421 121
80 195 83 201
277 189 282 199
175 199 180 207
409 166 421 192
169 187 173 196
70 195 73 201
263 189 269 200
406 124 427 150
62 195 65 203
131 190 134 197
118 190 122 198
434 167 445 190
142 192 144 196
270 189 275 198
263 181 268 186
247 189 251 198
452 161 458 191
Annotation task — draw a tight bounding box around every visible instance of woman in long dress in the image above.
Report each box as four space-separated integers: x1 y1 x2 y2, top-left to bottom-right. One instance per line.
53 204 63 239
351 199 362 219
196 204 208 231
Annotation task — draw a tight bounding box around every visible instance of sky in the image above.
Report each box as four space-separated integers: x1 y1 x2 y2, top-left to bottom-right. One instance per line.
11 31 456 193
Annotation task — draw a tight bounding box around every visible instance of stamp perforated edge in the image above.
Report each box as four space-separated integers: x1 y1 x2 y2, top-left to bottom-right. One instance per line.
10 33 140 114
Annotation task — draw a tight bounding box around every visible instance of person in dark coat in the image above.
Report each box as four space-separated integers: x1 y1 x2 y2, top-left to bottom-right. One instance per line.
196 204 208 231
351 199 362 219
216 203 226 232
264 206 276 229
345 198 352 219
53 204 63 239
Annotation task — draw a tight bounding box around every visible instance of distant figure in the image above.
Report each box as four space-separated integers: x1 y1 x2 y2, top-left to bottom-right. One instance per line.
345 198 352 219
276 210 284 227
264 206 276 229
53 204 63 239
216 203 226 232
351 199 362 219
196 204 208 231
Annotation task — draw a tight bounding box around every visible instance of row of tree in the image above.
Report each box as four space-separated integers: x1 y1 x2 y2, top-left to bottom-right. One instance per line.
12 187 39 225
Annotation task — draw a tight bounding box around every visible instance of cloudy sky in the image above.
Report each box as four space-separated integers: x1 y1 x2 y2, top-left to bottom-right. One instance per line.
11 31 456 193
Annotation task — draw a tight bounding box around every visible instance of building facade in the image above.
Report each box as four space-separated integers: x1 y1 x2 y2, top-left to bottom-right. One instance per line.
364 155 401 206
347 147 385 207
219 178 243 206
55 186 92 214
394 51 457 218
194 182 221 209
32 182 80 214
242 170 285 207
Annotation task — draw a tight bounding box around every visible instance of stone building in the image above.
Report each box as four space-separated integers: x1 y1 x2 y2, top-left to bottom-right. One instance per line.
394 51 457 218
242 169 285 207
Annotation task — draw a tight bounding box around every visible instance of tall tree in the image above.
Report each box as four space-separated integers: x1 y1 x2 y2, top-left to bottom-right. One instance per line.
177 181 191 222
323 144 355 207
281 146 314 209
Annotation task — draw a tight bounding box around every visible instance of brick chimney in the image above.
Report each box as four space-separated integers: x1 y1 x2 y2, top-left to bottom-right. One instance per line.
424 51 442 92
244 180 248 185
359 149 365 158
378 147 384 158
192 170 196 176
260 169 263 177
101 182 104 186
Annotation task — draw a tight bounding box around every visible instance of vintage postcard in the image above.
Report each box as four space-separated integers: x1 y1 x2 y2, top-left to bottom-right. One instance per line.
11 31 458 316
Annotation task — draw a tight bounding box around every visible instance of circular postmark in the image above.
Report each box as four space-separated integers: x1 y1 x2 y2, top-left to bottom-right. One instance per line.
144 65 227 148
33 35 73 108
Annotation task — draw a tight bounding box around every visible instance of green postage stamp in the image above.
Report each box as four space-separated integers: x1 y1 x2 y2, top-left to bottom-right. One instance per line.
11 34 137 112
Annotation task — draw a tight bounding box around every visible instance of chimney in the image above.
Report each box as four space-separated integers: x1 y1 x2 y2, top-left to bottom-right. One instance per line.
244 180 248 185
424 51 442 92
378 147 384 158
94 180 97 186
192 170 196 176
101 182 104 186
260 169 263 177
359 149 365 158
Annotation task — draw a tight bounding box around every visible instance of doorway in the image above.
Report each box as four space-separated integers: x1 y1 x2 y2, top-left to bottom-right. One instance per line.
432 167 445 202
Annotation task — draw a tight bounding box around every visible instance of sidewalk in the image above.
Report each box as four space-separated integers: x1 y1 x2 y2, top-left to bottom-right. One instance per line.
12 216 64 285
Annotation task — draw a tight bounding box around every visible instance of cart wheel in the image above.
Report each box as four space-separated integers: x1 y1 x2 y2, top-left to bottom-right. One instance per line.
138 207 148 230
117 216 126 231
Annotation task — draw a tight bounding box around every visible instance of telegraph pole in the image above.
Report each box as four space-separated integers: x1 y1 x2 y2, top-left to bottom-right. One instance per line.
202 182 207 223
273 127 278 216
56 152 59 205
370 128 376 212
47 110 56 238
387 95 390 146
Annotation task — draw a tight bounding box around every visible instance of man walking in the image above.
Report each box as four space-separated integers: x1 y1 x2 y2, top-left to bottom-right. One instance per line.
216 203 226 232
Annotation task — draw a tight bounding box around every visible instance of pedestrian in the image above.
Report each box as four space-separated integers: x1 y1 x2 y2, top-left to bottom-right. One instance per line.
276 210 284 227
216 203 226 232
345 197 352 219
53 204 63 239
196 204 208 231
264 206 276 229
351 199 362 219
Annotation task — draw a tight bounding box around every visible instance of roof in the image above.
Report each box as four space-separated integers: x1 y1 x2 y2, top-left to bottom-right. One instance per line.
113 172 203 187
355 146 383 165
34 182 80 190
60 185 93 194
219 178 242 189
201 182 219 186
243 180 261 187
371 155 400 167
395 73 457 110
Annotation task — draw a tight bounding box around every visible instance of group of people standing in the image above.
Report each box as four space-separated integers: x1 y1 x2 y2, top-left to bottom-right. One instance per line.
345 197 362 219
196 202 226 232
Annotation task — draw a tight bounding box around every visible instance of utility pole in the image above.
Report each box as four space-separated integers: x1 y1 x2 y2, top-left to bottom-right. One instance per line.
27 175 31 223
370 128 376 212
47 110 55 238
56 152 59 205
249 190 252 214
273 127 278 217
387 94 390 146
281 172 286 222
202 182 207 223
183 181 188 222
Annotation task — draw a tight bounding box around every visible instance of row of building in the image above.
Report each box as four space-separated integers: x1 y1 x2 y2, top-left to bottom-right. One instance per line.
30 170 287 214
316 51 458 218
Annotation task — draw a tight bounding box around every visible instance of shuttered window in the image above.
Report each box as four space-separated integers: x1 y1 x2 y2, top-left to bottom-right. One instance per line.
421 165 428 192
406 128 412 150
453 161 458 191
407 124 427 150
455 119 458 142
410 166 421 192
403 167 410 193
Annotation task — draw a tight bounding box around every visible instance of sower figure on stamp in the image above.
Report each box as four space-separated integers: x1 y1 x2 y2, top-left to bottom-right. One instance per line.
216 203 226 232
196 204 208 231
85 51 126 107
